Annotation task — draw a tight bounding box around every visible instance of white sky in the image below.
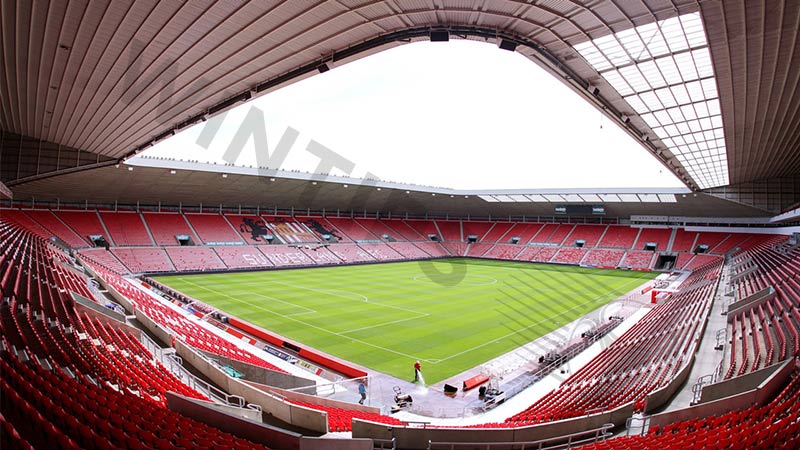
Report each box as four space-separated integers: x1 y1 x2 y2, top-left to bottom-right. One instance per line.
143 40 685 190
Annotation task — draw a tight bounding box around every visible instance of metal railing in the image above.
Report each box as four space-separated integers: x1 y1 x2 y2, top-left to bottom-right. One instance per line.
164 353 255 410
427 423 614 450
136 326 262 412
373 437 396 450
625 415 649 436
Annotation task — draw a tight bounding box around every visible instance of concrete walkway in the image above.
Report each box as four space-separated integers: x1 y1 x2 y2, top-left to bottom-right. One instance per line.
661 263 730 412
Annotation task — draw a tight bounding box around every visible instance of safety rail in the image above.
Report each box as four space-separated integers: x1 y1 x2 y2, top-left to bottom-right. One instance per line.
625 415 649 436
373 437 397 450
427 423 614 450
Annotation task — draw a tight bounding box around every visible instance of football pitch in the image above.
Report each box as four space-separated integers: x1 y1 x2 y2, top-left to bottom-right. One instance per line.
154 259 655 383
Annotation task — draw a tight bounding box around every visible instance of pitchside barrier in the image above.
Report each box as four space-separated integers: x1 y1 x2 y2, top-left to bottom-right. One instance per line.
228 316 369 379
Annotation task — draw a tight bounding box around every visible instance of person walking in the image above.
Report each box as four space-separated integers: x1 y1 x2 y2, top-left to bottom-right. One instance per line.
358 380 367 405
413 360 421 382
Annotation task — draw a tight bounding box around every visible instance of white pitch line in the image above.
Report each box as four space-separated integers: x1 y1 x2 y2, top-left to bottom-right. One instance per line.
428 277 648 364
176 279 427 361
264 279 427 316
340 313 430 334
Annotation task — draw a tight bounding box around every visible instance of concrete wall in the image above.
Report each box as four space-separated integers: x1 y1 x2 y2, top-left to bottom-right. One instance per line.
78 259 136 314
197 350 316 390
727 287 775 319
134 308 173 345
166 391 301 450
649 359 794 429
352 403 631 450
72 291 127 322
174 340 329 434
699 360 793 404
644 355 696 413
298 437 374 450
261 383 381 415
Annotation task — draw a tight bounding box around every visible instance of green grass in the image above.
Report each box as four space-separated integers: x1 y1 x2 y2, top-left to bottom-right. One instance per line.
154 259 655 383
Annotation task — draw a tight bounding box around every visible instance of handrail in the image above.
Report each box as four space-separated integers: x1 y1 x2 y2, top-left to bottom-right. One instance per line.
373 437 396 450
427 423 614 450
625 415 648 436
165 353 248 408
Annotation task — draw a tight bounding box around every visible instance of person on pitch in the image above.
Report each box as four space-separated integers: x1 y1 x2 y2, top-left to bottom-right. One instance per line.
414 360 421 382
358 380 367 405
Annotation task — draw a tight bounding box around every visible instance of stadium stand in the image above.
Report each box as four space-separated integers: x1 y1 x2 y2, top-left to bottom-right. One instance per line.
23 210 90 248
1 352 269 450
258 245 315 266
565 224 607 248
530 223 559 244
576 371 800 450
99 212 154 246
386 242 432 259
693 232 730 253
227 215 274 244
184 214 243 244
0 217 274 449
632 228 672 251
380 219 427 241
552 247 587 264
465 243 494 257
324 217 379 241
482 243 524 260
300 246 341 265
496 261 721 426
582 249 626 267
304 218 345 242
512 246 541 261
413 242 449 257
533 247 560 263
597 225 639 249
671 229 699 252
77 248 131 275
357 243 405 260
288 400 406 432
327 244 376 263
111 248 175 273
142 213 200 246
434 220 462 241
405 219 441 240
1 209 63 244
480 222 516 243
621 251 656 270
442 241 468 257
674 252 696 270
54 211 112 245
546 224 577 245
92 266 288 374
212 246 275 269
165 247 227 272
461 221 495 242
353 218 399 241
262 217 321 244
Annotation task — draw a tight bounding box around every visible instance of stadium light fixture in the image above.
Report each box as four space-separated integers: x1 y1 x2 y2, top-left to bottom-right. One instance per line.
498 39 518 52
430 30 449 42
573 12 728 189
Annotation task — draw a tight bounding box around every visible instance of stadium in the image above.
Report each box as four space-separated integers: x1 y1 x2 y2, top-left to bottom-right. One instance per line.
1 1 799 449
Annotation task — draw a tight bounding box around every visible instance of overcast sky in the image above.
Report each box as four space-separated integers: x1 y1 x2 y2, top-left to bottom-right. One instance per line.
143 39 684 190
